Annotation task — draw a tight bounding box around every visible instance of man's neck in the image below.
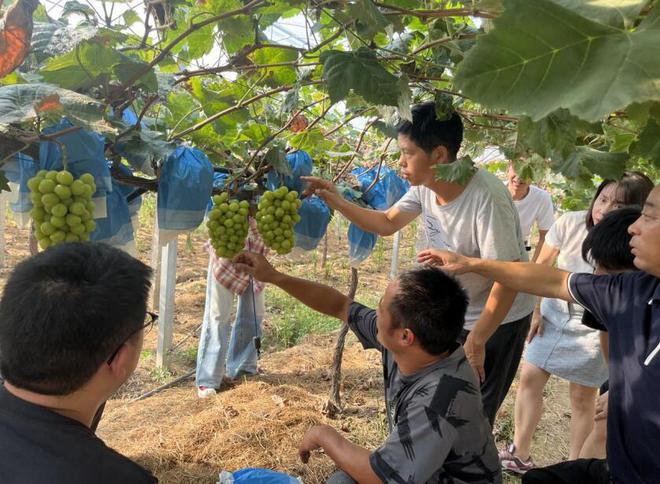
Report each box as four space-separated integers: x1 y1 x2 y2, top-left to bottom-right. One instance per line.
509 184 530 201
425 172 470 206
395 349 450 376
3 381 99 428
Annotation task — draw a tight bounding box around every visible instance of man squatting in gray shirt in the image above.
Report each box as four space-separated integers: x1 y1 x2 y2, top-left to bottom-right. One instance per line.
234 252 502 484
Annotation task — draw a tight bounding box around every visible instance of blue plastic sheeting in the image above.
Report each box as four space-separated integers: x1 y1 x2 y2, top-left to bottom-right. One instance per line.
221 468 300 483
351 165 409 210
266 150 313 193
39 118 113 196
3 153 36 214
109 162 142 218
91 180 134 246
348 222 378 266
294 195 331 250
347 165 409 265
157 146 213 231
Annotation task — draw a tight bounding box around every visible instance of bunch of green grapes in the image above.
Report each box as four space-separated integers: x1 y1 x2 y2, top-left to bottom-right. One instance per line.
256 186 301 255
27 170 97 250
207 192 250 258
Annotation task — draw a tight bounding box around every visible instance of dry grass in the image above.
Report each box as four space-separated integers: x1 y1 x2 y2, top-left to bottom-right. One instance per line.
1 200 572 483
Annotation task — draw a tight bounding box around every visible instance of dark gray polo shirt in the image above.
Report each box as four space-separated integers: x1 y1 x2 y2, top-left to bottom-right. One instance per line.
347 302 501 484
568 271 660 484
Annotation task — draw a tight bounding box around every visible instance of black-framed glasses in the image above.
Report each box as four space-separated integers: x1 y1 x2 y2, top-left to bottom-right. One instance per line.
107 311 158 364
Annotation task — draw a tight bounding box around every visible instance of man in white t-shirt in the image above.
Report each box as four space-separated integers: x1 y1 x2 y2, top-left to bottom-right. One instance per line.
506 164 555 262
302 102 535 426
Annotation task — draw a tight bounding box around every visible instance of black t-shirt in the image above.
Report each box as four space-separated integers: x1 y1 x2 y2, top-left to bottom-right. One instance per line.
0 385 157 484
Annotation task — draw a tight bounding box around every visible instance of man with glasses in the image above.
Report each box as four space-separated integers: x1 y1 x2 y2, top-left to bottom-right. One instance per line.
0 242 157 483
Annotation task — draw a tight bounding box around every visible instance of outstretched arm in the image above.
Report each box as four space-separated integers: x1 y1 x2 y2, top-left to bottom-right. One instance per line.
417 249 574 302
299 425 381 484
233 252 350 322
301 176 417 236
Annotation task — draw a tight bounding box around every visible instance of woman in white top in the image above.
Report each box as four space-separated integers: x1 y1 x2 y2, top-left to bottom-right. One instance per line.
499 171 654 474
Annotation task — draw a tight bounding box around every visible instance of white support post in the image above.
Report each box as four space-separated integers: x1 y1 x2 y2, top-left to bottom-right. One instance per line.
0 192 6 268
389 231 401 280
150 213 162 311
156 236 177 368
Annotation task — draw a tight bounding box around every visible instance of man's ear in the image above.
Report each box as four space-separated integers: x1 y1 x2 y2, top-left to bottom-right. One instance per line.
431 145 450 165
401 328 415 347
106 342 136 381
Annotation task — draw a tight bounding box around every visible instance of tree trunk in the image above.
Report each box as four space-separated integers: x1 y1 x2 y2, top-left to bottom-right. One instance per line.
323 267 358 417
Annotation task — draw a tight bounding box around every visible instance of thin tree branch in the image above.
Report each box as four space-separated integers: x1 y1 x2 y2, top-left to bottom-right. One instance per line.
169 80 322 140
412 33 477 55
333 120 376 182
305 99 333 131
120 0 267 92
115 95 160 142
324 107 374 137
374 3 495 19
363 138 393 195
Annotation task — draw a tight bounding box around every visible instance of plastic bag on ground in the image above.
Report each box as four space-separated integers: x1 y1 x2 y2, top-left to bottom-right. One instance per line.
217 468 301 484
157 146 213 245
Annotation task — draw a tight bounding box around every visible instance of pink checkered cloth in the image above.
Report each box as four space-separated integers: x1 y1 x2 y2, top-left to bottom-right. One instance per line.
206 217 267 295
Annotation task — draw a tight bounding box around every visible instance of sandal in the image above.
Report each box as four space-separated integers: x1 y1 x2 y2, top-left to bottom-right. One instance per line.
499 442 536 474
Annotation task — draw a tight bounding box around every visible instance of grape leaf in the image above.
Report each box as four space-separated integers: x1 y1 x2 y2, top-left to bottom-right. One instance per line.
113 60 158 93
435 156 477 185
516 109 577 159
630 118 660 168
320 48 401 106
557 147 628 180
347 0 390 39
252 47 298 87
264 145 291 176
551 0 646 29
30 21 98 63
40 41 122 90
454 0 660 122
0 83 110 133
61 0 94 18
372 120 397 138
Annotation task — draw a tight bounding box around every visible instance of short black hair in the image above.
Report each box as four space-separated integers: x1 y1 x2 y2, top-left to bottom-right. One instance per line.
0 243 152 395
586 171 654 229
389 267 468 355
582 206 640 271
396 102 464 160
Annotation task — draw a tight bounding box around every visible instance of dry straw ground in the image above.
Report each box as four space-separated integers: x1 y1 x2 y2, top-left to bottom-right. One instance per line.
0 197 572 483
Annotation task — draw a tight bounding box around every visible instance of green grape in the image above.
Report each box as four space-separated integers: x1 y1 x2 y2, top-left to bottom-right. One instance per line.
56 170 74 186
255 186 300 255
54 184 72 200
71 180 86 196
207 193 249 259
27 170 98 250
38 179 56 194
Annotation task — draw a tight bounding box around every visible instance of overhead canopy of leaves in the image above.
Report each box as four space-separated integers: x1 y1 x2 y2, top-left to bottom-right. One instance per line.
0 0 658 198
320 48 401 106
455 0 660 122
